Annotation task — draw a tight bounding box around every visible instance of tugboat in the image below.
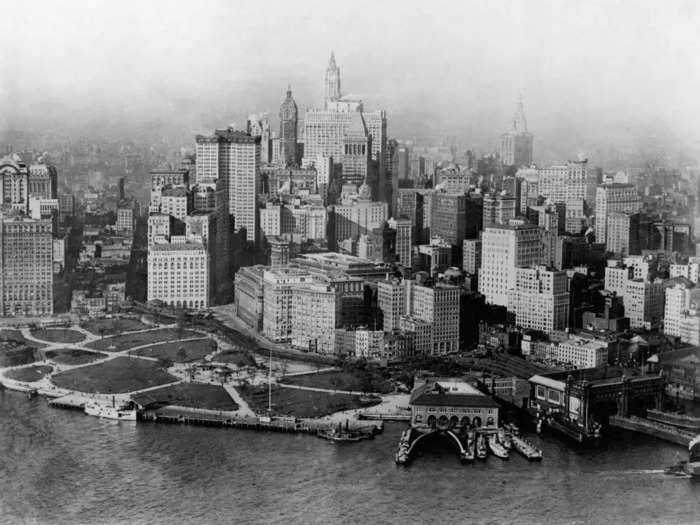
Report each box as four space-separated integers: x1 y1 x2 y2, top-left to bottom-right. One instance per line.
317 421 371 443
84 397 137 421
487 434 510 460
512 435 544 461
476 433 488 460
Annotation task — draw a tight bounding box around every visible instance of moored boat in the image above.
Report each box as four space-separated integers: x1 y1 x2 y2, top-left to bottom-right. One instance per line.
487 435 509 460
476 434 488 460
84 399 137 421
512 435 543 461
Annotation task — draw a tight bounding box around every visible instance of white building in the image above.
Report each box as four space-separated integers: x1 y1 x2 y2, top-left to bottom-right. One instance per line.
147 242 209 309
479 224 542 307
551 336 608 369
290 282 340 354
595 183 641 246
508 266 570 332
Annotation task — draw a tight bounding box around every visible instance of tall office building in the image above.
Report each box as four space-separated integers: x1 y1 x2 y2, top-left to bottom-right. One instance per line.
462 239 482 274
606 212 640 256
407 281 460 355
279 86 298 167
537 160 597 233
147 242 210 309
624 278 665 330
483 192 517 228
196 128 261 243
290 283 340 354
324 51 341 108
331 185 387 245
508 266 570 332
595 183 642 246
0 157 29 214
304 54 387 190
479 224 542 307
27 164 57 199
0 215 53 316
499 96 533 167
389 217 412 268
377 278 407 332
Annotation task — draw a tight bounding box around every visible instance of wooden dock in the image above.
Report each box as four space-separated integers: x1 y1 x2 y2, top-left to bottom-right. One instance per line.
140 406 382 436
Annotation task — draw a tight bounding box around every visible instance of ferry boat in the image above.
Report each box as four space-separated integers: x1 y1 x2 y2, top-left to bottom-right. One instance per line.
476 434 488 460
487 435 509 460
511 435 543 461
84 399 137 421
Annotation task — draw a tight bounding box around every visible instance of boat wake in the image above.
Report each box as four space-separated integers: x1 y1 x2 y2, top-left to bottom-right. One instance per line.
597 469 665 476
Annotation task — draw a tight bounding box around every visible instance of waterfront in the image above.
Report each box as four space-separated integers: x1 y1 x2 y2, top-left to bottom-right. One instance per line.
1 391 698 524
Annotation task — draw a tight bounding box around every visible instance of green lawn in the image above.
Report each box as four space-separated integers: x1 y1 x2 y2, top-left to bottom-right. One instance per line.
82 318 149 336
86 328 200 352
5 365 53 382
129 338 216 362
0 329 48 349
51 356 177 393
133 383 238 411
0 347 39 367
44 348 107 365
211 350 257 367
237 384 367 418
280 370 393 394
30 328 85 344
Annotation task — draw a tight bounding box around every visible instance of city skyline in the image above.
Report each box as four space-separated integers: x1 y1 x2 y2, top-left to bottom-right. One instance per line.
2 1 700 166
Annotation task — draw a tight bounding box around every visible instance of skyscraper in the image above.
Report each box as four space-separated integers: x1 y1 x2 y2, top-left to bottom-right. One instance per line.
479 223 542 307
595 183 642 246
195 128 261 243
324 51 341 108
0 215 53 316
499 96 533 167
279 85 298 167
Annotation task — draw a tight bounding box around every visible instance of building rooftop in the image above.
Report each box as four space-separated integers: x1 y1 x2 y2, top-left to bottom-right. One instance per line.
150 242 205 252
410 379 499 408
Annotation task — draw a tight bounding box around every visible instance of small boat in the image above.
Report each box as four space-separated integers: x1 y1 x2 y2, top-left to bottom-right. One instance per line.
84 399 137 421
498 428 513 450
487 435 509 460
512 435 543 461
476 434 488 460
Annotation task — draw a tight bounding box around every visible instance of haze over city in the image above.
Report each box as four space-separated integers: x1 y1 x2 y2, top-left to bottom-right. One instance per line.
2 0 699 166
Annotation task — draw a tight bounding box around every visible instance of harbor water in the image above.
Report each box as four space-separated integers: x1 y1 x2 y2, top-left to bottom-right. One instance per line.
1 390 698 524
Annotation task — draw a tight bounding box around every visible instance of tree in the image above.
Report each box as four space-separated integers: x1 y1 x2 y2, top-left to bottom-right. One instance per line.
176 309 186 339
177 346 187 362
159 358 173 371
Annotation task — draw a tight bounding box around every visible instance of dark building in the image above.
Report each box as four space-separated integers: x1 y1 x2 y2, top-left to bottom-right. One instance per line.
279 85 298 167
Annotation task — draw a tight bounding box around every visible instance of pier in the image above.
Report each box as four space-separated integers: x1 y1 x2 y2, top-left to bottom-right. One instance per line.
609 415 696 447
139 406 382 436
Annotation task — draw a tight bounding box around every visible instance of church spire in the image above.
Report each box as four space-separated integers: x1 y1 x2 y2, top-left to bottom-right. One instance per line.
329 50 337 69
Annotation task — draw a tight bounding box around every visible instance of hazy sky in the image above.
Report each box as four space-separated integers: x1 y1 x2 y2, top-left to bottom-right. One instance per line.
1 0 699 163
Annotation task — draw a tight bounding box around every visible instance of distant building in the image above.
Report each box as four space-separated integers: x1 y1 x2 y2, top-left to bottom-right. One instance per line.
233 265 265 331
499 97 533 168
483 192 516 228
595 183 641 246
389 217 412 268
462 239 481 275
279 86 298 166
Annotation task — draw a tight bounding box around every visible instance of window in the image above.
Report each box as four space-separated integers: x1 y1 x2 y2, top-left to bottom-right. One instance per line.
548 390 561 404
536 385 546 400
